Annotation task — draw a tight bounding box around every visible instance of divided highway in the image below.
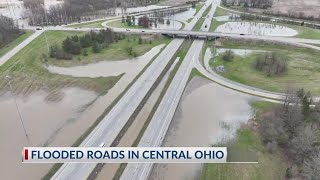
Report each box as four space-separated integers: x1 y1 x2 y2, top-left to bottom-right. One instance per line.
120 1 220 179
51 0 214 179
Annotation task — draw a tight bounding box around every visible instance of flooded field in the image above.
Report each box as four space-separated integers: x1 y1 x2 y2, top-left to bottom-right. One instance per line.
215 48 265 57
46 44 165 78
165 8 196 22
0 88 97 180
216 22 298 36
150 77 254 180
115 5 169 15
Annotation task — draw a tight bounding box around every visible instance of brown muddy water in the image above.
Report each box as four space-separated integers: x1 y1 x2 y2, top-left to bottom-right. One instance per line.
150 77 256 180
0 88 97 180
46 44 166 78
0 42 166 179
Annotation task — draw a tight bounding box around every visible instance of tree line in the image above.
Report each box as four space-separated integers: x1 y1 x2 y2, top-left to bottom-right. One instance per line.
259 89 320 179
0 15 22 49
23 0 164 26
254 52 288 77
49 29 124 60
222 0 273 9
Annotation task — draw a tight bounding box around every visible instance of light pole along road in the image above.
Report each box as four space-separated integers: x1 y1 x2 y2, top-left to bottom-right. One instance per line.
51 0 214 179
120 0 220 180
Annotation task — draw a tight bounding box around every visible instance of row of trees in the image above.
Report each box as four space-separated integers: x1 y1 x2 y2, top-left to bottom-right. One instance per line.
254 52 288 76
0 15 22 49
23 0 164 26
259 89 320 179
222 0 273 9
49 29 123 60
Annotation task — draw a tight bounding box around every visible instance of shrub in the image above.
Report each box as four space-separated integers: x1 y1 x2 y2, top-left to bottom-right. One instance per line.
222 50 234 62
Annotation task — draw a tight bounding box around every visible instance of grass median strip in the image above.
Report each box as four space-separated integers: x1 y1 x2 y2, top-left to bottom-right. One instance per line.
66 20 106 28
112 40 193 180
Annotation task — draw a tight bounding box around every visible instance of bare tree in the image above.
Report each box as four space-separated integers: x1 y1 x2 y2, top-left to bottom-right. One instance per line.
302 152 320 180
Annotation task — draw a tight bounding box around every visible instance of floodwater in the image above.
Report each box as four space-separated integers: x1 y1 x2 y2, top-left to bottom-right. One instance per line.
216 22 298 36
128 16 182 30
150 77 254 180
215 48 265 57
152 20 182 30
46 44 165 78
115 5 170 15
0 88 97 180
44 0 63 10
165 7 196 22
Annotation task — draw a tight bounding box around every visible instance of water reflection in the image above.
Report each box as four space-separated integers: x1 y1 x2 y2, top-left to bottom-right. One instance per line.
151 77 255 180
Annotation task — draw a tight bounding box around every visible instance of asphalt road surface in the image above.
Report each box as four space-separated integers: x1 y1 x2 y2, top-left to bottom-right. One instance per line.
51 0 213 179
120 1 219 179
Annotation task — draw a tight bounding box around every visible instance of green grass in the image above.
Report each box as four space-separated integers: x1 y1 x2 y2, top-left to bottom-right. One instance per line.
49 35 170 67
201 128 287 180
285 24 320 39
202 4 212 18
195 3 205 15
0 30 34 57
210 19 225 32
0 30 123 98
112 40 193 180
214 6 229 17
66 20 105 28
193 17 206 31
208 40 320 95
107 20 144 29
188 3 205 22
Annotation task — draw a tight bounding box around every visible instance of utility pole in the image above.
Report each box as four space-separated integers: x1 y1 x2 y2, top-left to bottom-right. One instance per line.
5 75 31 144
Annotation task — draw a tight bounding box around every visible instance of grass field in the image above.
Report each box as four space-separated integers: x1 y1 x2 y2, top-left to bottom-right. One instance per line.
107 19 145 29
283 23 320 39
0 30 34 58
0 31 124 98
66 20 106 28
201 127 287 180
193 17 206 31
187 3 204 22
214 6 230 17
209 19 225 31
49 34 170 67
202 100 287 180
208 40 320 95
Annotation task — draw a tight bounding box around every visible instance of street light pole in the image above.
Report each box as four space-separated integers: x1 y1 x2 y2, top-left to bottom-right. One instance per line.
5 76 31 144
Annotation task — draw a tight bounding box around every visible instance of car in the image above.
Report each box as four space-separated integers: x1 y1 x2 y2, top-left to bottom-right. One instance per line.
205 24 207 28
240 33 245 36
141 30 145 32
36 27 42 30
126 29 130 31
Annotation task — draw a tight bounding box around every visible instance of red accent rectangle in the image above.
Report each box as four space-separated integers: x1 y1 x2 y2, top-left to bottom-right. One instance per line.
25 149 28 160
